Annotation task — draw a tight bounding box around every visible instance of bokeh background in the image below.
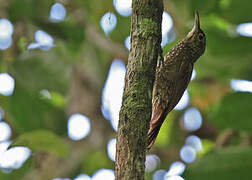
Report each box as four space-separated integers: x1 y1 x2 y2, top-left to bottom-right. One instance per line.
0 0 252 180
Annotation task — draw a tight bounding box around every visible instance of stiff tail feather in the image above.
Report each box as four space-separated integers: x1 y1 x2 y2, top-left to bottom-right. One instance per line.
147 110 167 150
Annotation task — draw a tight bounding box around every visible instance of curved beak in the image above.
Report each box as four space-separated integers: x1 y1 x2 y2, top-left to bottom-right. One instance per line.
186 10 201 38
194 10 200 30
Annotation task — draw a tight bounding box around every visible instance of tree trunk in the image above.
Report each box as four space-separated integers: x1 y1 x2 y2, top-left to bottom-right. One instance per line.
115 1 163 179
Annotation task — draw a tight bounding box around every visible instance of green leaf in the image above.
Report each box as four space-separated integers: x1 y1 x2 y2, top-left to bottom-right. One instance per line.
210 92 252 132
11 129 69 158
42 91 67 108
198 139 215 157
184 147 252 180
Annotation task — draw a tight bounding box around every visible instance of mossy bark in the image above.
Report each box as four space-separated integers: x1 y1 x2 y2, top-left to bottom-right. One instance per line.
115 1 163 179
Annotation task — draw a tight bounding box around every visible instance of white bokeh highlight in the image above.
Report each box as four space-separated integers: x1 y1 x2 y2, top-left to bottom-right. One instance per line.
166 161 186 177
164 175 185 180
0 36 12 50
50 3 66 22
0 122 11 142
0 19 14 38
0 73 15 96
101 59 126 131
0 141 11 154
92 169 115 180
161 15 175 46
28 30 54 51
174 90 190 110
153 169 167 180
67 113 91 141
100 12 117 35
237 23 252 37
180 145 196 163
0 141 11 171
161 33 169 47
191 69 196 81
230 79 252 93
184 107 202 131
162 12 173 36
185 135 203 152
74 174 91 180
162 29 177 47
145 154 161 172
35 30 54 49
0 146 31 169
107 138 116 162
0 18 13 50
124 35 130 51
113 0 132 17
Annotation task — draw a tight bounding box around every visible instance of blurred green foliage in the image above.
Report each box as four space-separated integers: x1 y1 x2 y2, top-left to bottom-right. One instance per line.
81 150 113 176
0 0 252 179
211 92 252 132
184 147 252 180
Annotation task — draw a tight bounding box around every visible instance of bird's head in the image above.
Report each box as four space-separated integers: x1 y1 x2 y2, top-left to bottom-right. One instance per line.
184 10 206 62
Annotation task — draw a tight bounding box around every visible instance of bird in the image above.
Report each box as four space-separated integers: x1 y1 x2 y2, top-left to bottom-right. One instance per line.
147 11 206 149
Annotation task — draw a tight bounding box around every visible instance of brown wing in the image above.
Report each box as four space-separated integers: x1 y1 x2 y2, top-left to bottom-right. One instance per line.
147 54 193 150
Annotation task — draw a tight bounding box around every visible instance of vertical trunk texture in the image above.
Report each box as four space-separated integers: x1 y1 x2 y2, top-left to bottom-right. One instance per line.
115 1 163 179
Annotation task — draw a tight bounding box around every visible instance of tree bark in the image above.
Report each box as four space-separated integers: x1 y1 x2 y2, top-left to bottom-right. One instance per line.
115 1 163 179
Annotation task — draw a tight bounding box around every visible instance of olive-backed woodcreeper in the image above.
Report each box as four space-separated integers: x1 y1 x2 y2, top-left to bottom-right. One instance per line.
147 11 206 149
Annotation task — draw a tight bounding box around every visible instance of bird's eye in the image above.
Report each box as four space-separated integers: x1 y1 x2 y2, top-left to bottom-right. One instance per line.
198 33 204 41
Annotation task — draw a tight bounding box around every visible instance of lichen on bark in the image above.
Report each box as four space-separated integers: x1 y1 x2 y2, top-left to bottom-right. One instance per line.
115 0 164 179
139 18 159 38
